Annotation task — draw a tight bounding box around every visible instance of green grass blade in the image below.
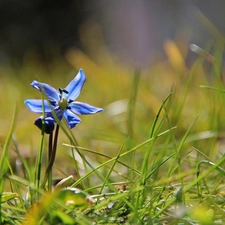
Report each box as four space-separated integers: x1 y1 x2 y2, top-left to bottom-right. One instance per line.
0 105 17 224
71 127 176 187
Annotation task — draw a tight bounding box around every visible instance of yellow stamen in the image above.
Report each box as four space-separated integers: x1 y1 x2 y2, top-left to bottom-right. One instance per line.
58 98 68 110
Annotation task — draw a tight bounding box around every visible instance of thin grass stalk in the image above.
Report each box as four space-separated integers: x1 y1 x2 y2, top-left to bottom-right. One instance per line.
12 136 32 181
191 7 225 43
64 144 141 175
69 145 116 192
127 66 140 138
99 145 124 194
71 127 175 187
153 154 225 219
64 124 111 190
127 66 140 181
212 41 224 82
173 49 206 122
196 160 225 197
67 128 87 189
141 93 172 186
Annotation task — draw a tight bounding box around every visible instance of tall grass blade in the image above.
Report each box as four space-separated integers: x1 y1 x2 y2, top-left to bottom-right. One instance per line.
0 105 17 224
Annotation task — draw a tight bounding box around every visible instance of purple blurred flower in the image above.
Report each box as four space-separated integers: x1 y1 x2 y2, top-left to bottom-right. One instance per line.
25 69 103 129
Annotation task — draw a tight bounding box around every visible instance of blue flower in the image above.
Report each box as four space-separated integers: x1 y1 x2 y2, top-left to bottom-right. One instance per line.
24 69 103 129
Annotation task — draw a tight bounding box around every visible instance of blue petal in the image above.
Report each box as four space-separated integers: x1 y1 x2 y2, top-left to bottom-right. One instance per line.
65 69 86 100
69 101 104 115
46 108 64 122
24 99 52 113
34 116 55 134
64 110 81 129
31 80 59 102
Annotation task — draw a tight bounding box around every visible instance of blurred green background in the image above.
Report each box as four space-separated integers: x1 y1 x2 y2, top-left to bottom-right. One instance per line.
1 0 225 180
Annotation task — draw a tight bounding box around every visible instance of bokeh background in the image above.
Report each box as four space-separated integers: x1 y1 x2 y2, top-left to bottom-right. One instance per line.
0 0 225 66
1 0 225 179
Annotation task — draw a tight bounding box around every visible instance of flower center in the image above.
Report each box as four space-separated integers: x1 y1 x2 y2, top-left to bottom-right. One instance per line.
58 98 68 110
58 88 69 110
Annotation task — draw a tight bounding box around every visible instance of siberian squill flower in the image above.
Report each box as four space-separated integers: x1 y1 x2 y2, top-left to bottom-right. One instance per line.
24 69 103 129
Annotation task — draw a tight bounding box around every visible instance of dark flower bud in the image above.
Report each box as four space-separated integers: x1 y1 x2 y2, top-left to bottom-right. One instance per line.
34 116 55 134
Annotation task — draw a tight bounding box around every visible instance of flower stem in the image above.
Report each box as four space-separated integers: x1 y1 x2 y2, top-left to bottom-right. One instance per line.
48 131 53 191
35 125 45 199
41 124 59 189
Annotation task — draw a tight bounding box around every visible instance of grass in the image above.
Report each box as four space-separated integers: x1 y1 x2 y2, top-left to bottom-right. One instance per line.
2 24 225 224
